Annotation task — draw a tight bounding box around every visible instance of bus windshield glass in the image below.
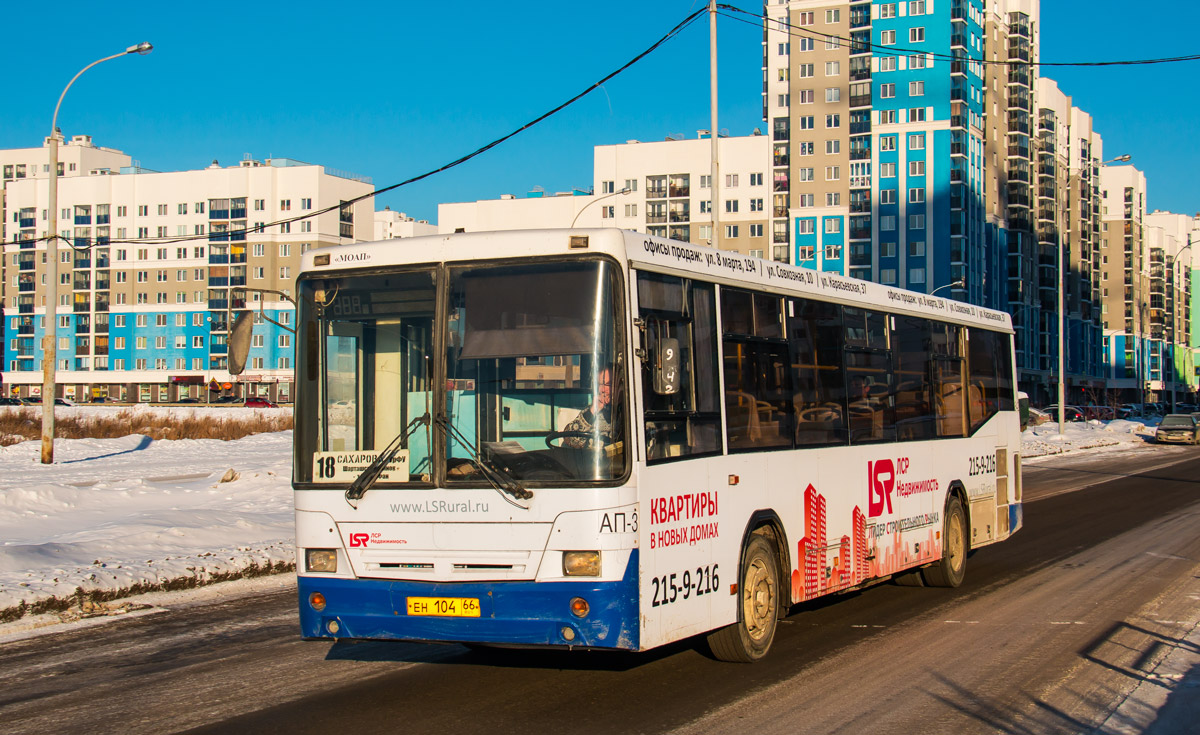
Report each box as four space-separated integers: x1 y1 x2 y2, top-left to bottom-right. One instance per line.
444 260 627 484
296 269 438 484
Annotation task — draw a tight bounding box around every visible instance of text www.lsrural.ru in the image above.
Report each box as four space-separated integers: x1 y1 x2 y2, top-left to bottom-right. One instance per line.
390 500 490 513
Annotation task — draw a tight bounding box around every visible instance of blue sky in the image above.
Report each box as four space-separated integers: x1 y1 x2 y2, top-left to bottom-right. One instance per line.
2 1 1197 223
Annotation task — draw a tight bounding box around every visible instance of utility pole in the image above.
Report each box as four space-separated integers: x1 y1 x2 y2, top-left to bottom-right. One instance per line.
709 0 720 249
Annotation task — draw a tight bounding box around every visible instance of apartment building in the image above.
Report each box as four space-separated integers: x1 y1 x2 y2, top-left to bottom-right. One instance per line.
438 133 773 256
1144 210 1200 398
374 208 436 240
1099 164 1150 402
1 156 374 403
0 135 131 232
765 0 987 297
1031 77 1106 404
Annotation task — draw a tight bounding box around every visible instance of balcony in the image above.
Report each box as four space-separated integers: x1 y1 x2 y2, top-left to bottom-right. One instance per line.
16 320 34 335
773 231 789 244
774 154 789 167
1008 47 1031 63
94 320 109 334
849 94 871 109
73 276 91 291
74 215 91 225
209 276 230 287
849 121 871 135
849 148 871 161
1008 145 1031 159
773 206 788 218
668 185 689 198
73 299 90 313
19 217 35 228
951 34 967 49
19 301 34 314
646 187 667 199
96 214 110 225
950 115 967 129
850 228 872 240
646 214 667 224
18 278 34 292
950 142 967 157
849 68 871 83
210 208 230 220
951 60 966 76
850 200 871 214
94 295 109 312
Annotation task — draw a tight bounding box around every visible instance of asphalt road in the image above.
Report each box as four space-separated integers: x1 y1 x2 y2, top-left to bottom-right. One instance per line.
1 446 1198 735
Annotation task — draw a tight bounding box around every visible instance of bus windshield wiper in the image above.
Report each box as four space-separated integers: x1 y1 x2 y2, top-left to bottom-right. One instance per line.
433 414 532 506
344 413 430 509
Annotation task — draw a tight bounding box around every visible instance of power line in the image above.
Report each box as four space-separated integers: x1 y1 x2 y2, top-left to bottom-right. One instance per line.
720 3 1200 68
3 7 708 250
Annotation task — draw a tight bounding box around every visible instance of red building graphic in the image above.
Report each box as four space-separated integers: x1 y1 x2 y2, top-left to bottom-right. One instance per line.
852 507 867 585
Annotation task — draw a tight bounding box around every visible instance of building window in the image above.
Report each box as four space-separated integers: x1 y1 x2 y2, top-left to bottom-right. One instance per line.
880 83 895 99
881 30 896 45
798 220 815 235
824 218 841 234
910 27 925 43
880 3 896 19
302 198 312 209
880 189 897 204
880 216 897 231
601 181 614 194
797 194 815 208
798 37 814 52
778 94 790 107
910 54 928 69
798 63 814 78
725 200 739 213
880 241 896 258
825 114 841 128
725 225 739 238
880 135 897 152
909 133 926 150
909 188 926 203
798 168 815 182
725 174 739 188
798 141 814 156
909 108 927 122
750 173 763 186
909 1 925 14
825 192 841 206
909 240 926 257
880 163 897 177
909 214 926 229
825 61 840 76
910 161 926 176
750 198 764 212
880 57 897 72
750 224 764 238
624 204 638 217
881 268 897 284
800 116 815 130
909 81 925 97
624 179 638 192
825 87 841 103
825 8 840 23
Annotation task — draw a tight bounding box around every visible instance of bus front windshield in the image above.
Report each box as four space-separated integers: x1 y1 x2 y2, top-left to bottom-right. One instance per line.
294 259 627 486
444 260 627 484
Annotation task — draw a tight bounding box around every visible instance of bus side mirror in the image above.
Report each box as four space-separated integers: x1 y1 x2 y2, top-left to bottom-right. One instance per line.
1017 391 1030 432
653 337 681 395
228 311 254 376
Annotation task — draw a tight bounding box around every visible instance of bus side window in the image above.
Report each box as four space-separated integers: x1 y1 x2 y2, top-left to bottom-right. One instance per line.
845 307 895 444
721 288 792 452
636 272 721 463
968 328 1008 432
788 297 847 446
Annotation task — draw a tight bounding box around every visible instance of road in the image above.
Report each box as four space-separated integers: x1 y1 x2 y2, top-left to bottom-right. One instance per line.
1 446 1198 734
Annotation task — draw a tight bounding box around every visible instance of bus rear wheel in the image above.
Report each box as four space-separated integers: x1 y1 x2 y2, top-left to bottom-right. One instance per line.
707 535 779 662
922 497 967 587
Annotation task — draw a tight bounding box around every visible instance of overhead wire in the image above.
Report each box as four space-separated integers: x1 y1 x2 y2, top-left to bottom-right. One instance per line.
2 7 708 250
719 3 1200 68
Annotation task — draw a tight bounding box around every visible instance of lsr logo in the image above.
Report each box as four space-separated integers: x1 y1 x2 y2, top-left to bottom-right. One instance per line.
349 533 370 547
867 457 911 518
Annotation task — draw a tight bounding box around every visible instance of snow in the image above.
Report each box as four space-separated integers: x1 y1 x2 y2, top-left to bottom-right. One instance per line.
0 408 295 622
1021 417 1156 460
0 405 1169 626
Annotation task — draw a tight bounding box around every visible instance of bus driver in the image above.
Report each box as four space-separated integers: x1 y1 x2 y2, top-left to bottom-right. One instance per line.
561 366 616 449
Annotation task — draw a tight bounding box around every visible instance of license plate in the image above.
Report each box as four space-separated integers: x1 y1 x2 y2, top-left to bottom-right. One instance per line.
406 596 481 617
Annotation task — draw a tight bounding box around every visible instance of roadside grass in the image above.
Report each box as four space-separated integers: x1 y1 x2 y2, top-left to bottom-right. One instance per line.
0 408 292 446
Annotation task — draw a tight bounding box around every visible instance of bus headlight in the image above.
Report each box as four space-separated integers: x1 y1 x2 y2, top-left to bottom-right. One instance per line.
306 548 338 573
562 551 600 577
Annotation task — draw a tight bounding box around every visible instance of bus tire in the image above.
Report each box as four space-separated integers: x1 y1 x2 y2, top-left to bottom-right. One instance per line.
706 535 780 663
922 497 967 588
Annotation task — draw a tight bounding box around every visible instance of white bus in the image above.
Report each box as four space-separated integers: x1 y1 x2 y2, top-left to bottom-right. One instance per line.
286 229 1023 661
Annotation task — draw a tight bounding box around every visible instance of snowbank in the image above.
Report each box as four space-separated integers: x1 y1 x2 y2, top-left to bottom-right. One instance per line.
1021 418 1152 458
0 430 294 622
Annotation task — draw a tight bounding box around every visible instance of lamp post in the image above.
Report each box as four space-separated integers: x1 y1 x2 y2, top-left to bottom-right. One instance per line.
930 279 965 297
41 42 152 464
569 187 631 229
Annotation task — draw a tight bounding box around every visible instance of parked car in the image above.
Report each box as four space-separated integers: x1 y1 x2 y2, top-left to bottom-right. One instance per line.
1043 405 1085 422
176 397 200 404
244 397 278 408
1155 414 1200 445
214 395 241 404
1080 405 1115 421
54 397 74 406
0 397 22 406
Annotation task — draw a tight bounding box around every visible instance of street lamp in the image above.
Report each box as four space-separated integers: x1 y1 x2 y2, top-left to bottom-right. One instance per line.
930 279 965 296
569 187 631 229
41 42 153 464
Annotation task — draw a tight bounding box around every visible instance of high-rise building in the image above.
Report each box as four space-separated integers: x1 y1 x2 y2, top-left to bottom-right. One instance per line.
1 156 374 402
1099 165 1149 403
765 0 987 300
374 208 436 241
1031 77 1106 404
1145 210 1200 404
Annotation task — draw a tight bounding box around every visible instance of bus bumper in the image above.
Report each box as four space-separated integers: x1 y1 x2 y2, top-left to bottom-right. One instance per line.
298 550 640 650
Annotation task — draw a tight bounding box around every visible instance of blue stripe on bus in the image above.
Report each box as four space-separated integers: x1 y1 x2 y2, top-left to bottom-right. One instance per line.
298 549 640 649
1010 503 1023 534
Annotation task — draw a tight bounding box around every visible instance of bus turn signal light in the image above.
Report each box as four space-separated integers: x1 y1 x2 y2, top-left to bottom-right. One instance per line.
562 551 601 576
309 592 327 611
570 597 590 618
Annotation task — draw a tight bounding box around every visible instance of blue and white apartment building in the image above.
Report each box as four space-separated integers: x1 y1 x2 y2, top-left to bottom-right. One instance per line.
0 142 374 403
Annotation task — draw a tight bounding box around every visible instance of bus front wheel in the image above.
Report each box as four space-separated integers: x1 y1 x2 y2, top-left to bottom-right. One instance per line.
707 534 780 662
922 497 967 587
